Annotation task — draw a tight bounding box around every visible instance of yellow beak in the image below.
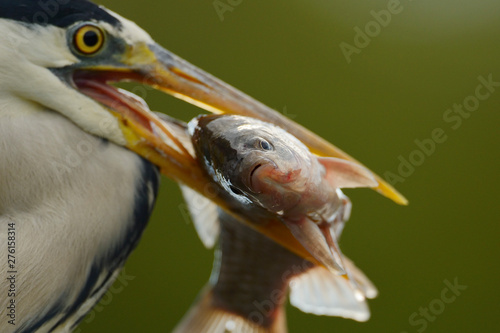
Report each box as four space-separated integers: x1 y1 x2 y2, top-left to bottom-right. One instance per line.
127 42 408 205
75 41 407 271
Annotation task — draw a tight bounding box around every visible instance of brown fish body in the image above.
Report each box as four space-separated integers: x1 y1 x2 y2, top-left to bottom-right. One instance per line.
174 206 377 333
212 211 312 331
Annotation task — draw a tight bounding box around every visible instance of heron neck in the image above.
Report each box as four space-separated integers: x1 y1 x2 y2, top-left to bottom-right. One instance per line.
0 108 159 330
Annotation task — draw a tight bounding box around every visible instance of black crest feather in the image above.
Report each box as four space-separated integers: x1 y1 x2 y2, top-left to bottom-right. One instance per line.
0 0 120 27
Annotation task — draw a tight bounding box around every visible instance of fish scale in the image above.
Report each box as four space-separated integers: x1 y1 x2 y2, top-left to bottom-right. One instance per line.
174 114 379 332
213 211 314 327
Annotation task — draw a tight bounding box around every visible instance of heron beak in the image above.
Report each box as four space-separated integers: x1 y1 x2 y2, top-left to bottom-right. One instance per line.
73 41 406 272
74 41 406 204
132 43 408 206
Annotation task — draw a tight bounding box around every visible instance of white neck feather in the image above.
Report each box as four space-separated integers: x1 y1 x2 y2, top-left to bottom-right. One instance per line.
0 102 153 331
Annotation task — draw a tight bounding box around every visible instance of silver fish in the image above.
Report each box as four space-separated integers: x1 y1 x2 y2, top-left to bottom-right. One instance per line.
173 114 378 332
188 115 377 275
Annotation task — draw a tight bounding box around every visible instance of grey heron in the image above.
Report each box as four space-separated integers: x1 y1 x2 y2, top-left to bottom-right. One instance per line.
0 0 406 332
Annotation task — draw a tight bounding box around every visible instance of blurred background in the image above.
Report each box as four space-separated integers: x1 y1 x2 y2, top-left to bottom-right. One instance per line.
81 0 499 332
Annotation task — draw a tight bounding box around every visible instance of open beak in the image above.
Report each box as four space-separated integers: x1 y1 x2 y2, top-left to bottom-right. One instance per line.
72 41 406 273
137 43 407 205
75 41 407 204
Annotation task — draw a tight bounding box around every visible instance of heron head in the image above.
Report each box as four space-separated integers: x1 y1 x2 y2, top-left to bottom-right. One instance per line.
0 0 261 168
0 0 406 205
0 0 405 276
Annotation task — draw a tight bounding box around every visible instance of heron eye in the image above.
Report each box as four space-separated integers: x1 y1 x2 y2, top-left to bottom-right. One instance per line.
73 24 105 55
258 139 273 151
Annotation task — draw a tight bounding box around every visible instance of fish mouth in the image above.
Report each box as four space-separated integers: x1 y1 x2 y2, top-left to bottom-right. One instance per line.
249 163 262 190
249 159 303 192
247 162 278 193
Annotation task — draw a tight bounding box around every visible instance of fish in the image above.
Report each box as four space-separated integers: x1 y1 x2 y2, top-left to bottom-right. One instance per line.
173 209 377 333
171 114 378 332
187 115 378 276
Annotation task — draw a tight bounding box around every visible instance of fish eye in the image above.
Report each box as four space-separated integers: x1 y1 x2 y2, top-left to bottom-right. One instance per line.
257 139 273 151
72 23 106 56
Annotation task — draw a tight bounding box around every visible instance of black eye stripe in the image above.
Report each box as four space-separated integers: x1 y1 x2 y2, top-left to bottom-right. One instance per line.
0 0 120 28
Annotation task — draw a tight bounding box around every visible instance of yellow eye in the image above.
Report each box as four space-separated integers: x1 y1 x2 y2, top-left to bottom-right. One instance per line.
73 24 105 55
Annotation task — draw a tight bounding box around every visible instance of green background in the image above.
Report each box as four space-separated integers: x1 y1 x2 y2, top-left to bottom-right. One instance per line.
82 0 499 332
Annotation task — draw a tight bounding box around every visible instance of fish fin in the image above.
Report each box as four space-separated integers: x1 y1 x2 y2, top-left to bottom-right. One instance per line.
318 157 378 189
282 216 346 275
343 257 378 299
173 286 287 333
179 185 220 248
289 257 376 322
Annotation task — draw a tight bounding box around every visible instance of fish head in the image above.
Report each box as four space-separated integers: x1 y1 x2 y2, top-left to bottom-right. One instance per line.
190 115 316 212
190 114 381 278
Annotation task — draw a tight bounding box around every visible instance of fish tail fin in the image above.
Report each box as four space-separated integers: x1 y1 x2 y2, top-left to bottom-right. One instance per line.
173 285 287 333
289 256 377 322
